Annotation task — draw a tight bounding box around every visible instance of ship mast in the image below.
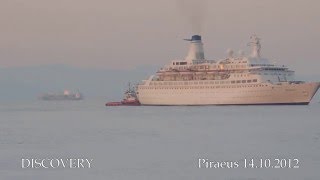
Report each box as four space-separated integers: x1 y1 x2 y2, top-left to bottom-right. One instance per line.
248 35 261 58
128 82 132 92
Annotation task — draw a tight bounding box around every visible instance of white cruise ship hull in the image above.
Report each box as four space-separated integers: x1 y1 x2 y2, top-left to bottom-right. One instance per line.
137 82 320 105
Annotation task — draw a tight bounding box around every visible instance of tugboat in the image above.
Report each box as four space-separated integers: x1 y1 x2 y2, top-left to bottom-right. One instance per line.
106 83 140 106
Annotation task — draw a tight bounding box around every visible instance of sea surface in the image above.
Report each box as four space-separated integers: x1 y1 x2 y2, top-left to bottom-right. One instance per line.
0 97 320 180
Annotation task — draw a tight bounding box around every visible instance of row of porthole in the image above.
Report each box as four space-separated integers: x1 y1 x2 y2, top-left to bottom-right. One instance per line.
140 84 268 90
150 79 258 86
141 92 269 96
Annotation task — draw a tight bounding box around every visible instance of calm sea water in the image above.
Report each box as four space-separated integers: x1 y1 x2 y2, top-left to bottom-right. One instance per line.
0 98 319 180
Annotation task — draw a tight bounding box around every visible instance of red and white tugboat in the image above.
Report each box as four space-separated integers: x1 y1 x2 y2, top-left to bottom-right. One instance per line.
106 83 141 106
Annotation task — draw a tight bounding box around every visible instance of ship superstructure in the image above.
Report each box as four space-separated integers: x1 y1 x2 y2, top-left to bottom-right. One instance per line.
136 35 320 105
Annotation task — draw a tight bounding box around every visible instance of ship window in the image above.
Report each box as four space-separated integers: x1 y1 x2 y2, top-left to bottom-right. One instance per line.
180 62 187 65
236 80 241 83
242 80 246 83
231 81 235 84
247 80 252 83
253 79 258 82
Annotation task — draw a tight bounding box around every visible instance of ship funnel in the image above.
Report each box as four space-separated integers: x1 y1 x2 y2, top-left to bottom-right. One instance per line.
185 35 205 63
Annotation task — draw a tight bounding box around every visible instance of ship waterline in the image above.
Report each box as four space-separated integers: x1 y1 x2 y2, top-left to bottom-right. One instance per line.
137 35 320 105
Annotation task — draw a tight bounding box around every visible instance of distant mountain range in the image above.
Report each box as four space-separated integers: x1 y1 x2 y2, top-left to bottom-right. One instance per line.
0 64 319 101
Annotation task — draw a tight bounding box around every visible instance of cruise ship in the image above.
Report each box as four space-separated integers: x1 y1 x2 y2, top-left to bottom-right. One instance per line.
136 35 320 105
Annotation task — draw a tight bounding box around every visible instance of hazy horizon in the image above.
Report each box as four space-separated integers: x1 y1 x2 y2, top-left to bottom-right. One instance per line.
1 0 320 74
1 2 320 179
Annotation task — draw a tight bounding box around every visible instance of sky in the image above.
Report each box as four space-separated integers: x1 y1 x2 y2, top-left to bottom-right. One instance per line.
0 0 319 74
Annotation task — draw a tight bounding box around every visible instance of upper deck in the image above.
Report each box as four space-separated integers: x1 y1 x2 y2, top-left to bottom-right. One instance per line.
139 35 296 85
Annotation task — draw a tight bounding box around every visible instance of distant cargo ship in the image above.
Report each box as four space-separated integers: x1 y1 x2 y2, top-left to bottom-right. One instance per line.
39 90 83 101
